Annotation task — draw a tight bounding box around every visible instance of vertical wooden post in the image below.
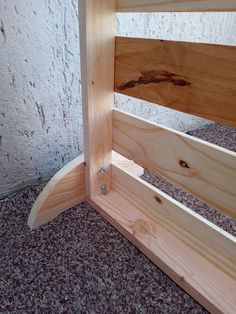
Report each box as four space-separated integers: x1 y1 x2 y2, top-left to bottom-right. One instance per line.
79 0 116 199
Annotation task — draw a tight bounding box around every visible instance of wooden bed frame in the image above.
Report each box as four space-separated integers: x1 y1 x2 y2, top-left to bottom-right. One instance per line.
28 1 236 312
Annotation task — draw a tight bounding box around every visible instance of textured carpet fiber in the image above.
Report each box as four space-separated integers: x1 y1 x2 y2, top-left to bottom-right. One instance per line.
1 123 235 313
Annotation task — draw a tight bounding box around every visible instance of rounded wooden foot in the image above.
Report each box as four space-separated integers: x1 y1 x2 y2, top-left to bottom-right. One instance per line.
28 154 85 229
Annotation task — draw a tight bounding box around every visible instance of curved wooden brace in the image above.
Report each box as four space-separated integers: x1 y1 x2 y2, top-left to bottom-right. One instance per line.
28 152 143 229
28 154 85 229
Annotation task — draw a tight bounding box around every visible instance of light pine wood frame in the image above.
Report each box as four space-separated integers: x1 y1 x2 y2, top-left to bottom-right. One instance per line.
28 1 236 313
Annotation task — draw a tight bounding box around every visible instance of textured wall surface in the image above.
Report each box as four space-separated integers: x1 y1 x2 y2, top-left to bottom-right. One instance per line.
0 0 82 197
0 1 235 198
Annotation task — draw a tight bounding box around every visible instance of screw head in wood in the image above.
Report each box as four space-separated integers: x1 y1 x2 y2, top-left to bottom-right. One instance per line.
101 184 108 194
99 166 110 174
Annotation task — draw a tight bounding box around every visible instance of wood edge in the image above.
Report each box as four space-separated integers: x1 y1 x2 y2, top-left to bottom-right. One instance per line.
112 150 144 177
115 35 236 49
116 0 236 12
116 8 236 13
27 154 85 230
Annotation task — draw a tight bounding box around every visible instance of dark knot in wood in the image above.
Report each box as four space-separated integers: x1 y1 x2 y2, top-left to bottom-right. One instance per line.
179 160 190 169
155 195 162 204
119 70 191 90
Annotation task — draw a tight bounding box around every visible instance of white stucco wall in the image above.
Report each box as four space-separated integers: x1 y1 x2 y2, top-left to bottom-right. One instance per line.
0 1 235 198
0 0 82 198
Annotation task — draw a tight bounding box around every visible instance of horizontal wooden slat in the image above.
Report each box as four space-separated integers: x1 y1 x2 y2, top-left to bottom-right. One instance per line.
112 163 236 279
91 189 236 314
117 0 236 12
115 36 236 127
113 109 236 219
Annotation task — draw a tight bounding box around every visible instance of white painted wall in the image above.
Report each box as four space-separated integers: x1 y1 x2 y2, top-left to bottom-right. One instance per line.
0 1 235 198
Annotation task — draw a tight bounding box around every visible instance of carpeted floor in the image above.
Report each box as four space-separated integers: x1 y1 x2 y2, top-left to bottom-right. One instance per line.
0 123 235 313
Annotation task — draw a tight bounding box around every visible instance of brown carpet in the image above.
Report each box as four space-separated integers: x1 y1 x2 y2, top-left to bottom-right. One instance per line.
0 123 235 313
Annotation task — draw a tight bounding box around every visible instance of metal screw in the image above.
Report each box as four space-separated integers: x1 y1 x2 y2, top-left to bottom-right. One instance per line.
101 184 108 194
99 166 110 174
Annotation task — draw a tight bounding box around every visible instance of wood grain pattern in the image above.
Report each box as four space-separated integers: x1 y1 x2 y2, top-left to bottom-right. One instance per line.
117 0 236 12
79 0 116 199
91 190 236 314
112 163 236 279
113 109 236 219
115 36 236 127
28 155 86 229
